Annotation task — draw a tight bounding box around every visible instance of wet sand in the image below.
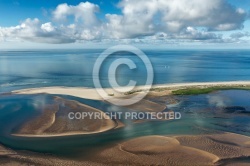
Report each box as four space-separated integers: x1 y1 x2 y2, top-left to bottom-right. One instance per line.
13 97 117 137
12 96 168 137
125 98 167 112
1 133 250 165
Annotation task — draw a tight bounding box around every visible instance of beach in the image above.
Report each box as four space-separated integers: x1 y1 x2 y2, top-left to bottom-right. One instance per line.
12 81 250 100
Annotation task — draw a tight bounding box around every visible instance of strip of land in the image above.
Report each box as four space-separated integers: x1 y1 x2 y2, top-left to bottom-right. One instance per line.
12 81 250 99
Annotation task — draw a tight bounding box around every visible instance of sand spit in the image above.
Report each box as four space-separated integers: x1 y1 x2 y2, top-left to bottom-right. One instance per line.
13 97 117 137
12 81 250 101
12 95 168 138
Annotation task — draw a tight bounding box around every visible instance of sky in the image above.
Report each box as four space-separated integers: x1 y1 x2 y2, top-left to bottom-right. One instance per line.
0 0 250 49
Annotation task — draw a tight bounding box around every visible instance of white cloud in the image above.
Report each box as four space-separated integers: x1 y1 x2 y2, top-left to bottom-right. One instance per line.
0 18 75 44
41 22 55 32
0 0 248 44
106 0 246 38
53 2 100 27
0 18 103 43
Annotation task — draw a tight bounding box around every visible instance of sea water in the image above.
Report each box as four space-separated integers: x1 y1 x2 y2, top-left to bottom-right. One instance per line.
1 49 250 92
1 49 250 156
0 90 250 155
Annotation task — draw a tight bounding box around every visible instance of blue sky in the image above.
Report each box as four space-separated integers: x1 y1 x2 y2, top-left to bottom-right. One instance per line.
0 0 121 26
0 0 250 49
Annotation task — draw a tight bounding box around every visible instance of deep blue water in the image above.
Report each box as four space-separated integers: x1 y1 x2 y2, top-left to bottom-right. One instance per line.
1 49 250 92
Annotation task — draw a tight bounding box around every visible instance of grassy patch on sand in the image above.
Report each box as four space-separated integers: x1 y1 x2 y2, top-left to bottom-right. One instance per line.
124 87 170 95
172 86 250 95
123 85 250 96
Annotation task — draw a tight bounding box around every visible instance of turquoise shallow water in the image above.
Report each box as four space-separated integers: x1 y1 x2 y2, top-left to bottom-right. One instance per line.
0 90 249 156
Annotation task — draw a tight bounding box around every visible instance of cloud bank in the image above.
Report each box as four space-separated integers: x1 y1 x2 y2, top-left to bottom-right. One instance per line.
0 0 248 44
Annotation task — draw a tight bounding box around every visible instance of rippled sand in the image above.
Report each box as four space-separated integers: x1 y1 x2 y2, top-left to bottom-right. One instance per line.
1 133 250 165
87 133 250 165
12 95 169 137
90 137 216 165
125 98 166 112
13 97 117 137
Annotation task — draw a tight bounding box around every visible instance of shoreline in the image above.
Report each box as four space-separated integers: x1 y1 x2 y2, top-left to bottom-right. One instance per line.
12 130 115 138
11 81 250 100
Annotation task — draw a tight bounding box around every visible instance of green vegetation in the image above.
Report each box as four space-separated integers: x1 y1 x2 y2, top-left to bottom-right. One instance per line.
124 87 171 95
150 87 170 92
123 85 250 96
172 86 250 95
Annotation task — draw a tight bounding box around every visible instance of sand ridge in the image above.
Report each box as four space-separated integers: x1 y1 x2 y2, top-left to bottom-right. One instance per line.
87 135 216 165
13 96 117 137
89 133 250 165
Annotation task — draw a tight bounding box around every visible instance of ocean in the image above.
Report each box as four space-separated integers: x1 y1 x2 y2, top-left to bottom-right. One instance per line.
1 49 250 92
